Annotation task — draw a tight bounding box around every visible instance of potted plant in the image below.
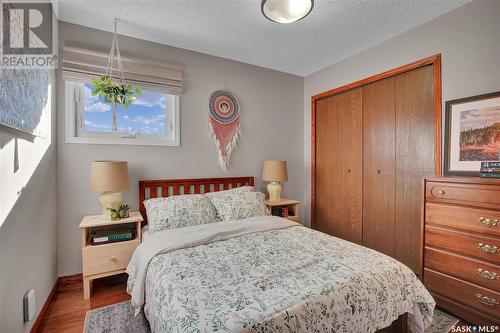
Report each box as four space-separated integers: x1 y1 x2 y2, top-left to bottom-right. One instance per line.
91 19 141 131
107 207 122 221
106 204 131 220
119 204 131 218
91 75 141 130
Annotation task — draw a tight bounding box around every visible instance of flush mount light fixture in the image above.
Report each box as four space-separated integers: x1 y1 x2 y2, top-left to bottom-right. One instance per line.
261 0 314 24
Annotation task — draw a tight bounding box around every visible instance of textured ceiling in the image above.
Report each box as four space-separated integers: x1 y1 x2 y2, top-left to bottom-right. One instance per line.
59 0 470 76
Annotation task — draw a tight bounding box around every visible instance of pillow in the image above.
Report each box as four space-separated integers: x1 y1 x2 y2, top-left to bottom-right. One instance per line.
204 185 254 198
208 192 269 222
144 194 217 233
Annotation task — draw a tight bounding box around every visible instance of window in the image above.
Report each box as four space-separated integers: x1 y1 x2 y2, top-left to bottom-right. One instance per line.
65 81 180 146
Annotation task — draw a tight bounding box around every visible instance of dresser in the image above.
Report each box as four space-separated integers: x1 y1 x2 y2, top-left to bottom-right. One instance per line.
423 177 500 325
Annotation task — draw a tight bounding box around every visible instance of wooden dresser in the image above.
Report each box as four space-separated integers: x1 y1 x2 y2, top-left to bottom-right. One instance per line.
423 177 500 325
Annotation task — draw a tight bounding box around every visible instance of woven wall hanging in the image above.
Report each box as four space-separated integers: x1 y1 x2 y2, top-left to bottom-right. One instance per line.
208 90 240 172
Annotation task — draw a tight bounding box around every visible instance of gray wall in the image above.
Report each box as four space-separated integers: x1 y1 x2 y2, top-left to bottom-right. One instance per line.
303 0 500 226
57 22 305 276
0 73 57 333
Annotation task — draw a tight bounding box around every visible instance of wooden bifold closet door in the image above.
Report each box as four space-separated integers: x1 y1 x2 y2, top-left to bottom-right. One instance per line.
315 89 363 244
394 66 434 272
362 77 396 257
314 64 436 274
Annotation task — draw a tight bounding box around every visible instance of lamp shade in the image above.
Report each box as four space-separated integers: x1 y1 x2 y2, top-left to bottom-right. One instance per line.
90 161 130 192
262 160 288 182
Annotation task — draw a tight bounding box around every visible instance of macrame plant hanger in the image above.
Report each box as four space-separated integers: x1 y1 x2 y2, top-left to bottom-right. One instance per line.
105 18 125 131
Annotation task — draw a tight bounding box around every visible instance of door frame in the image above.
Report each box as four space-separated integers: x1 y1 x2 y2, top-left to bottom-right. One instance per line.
311 54 442 229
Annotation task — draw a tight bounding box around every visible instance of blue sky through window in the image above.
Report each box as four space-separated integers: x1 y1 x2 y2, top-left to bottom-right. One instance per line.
83 83 166 135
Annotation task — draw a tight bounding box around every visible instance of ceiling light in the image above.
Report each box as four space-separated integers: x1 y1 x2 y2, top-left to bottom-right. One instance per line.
261 0 314 24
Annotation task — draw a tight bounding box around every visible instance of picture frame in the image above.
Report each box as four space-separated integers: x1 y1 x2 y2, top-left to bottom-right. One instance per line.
444 91 500 176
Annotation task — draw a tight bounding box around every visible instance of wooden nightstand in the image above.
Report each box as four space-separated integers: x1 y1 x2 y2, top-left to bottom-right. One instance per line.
265 198 301 223
79 211 143 299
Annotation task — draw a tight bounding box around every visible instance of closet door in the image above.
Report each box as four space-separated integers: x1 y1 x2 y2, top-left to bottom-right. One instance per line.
362 78 396 256
395 65 434 274
336 89 363 244
314 96 339 236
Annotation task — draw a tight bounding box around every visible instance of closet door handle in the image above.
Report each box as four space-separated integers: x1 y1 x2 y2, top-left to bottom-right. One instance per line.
347 169 351 174
376 169 381 174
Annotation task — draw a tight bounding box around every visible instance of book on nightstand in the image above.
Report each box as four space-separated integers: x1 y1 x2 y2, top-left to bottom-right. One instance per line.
90 228 136 245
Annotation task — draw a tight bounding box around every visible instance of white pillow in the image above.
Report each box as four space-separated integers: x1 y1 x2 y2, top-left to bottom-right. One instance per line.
204 186 254 198
144 194 217 233
208 192 269 222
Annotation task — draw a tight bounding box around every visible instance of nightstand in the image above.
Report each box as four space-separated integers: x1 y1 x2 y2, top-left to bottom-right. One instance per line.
265 198 301 223
79 211 143 299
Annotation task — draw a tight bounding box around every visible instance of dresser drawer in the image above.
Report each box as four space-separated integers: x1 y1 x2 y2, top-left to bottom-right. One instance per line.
82 240 139 276
426 181 500 208
425 226 500 265
425 247 500 292
425 268 500 320
426 202 500 237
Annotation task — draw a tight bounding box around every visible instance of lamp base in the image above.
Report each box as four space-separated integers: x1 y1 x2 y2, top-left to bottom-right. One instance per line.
267 181 283 202
99 191 124 219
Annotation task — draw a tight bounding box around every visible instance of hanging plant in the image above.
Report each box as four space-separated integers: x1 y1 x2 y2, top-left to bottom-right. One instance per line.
92 18 141 130
91 75 140 108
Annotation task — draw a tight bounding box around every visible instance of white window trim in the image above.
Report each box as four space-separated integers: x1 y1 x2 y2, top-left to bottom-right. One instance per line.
64 81 180 146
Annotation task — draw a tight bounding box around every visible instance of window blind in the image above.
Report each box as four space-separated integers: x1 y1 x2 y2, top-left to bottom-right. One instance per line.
61 47 183 95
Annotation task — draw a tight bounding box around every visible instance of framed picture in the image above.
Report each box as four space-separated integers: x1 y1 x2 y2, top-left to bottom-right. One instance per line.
444 91 500 176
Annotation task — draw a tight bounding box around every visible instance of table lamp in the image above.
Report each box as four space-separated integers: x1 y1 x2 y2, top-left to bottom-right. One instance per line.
90 161 130 219
262 160 288 202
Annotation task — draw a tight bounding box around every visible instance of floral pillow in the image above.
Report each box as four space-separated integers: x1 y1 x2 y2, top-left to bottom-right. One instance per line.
144 194 217 233
208 192 270 222
204 186 254 198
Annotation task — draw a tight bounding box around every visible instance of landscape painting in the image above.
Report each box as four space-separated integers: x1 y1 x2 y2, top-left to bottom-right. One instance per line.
459 106 500 161
445 91 500 176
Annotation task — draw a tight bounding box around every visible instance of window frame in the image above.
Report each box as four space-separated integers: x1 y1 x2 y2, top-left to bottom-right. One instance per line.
64 81 180 146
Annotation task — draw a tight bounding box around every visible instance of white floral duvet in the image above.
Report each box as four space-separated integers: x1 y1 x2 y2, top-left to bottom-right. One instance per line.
127 216 435 333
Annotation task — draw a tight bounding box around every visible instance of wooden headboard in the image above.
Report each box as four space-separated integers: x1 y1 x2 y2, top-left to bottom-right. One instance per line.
139 176 255 224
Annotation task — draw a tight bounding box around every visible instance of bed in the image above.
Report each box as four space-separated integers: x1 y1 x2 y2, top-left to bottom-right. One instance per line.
128 177 435 333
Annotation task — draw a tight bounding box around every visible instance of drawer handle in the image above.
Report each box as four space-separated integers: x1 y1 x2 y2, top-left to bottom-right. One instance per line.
110 256 118 262
438 190 445 195
478 217 499 228
475 268 500 280
475 293 499 307
475 243 499 254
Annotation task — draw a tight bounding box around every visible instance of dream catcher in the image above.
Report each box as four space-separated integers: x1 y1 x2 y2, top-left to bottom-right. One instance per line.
208 90 241 172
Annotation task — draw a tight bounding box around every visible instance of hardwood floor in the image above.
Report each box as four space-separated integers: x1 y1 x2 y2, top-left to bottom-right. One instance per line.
39 274 468 333
38 274 130 333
